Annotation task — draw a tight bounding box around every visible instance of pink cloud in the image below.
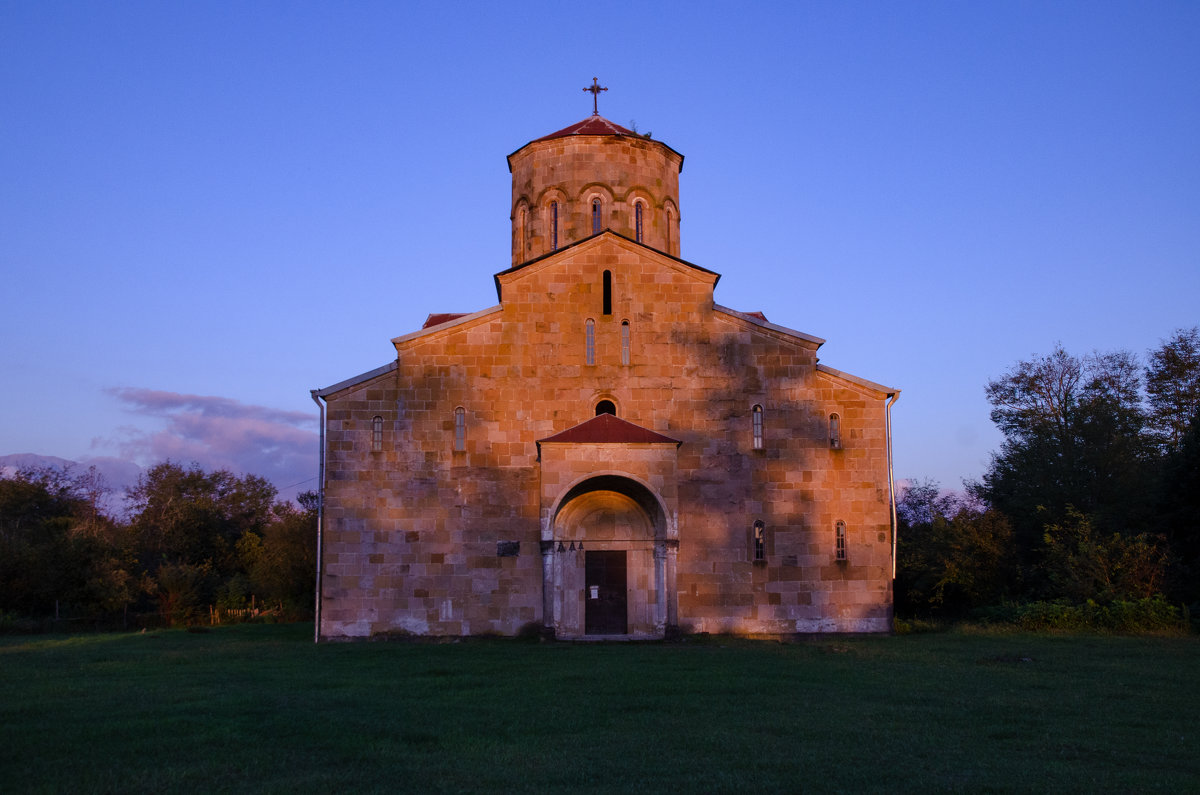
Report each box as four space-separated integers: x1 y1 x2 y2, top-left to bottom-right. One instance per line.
97 388 319 497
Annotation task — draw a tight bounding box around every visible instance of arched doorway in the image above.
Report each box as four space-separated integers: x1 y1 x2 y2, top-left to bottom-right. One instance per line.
547 475 672 638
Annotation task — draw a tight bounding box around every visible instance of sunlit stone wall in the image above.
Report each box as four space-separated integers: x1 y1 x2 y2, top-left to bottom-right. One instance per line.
317 233 894 640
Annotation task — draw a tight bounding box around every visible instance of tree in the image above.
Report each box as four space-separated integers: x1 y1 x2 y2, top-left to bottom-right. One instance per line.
979 346 1154 553
0 467 139 621
1041 508 1169 603
1146 327 1200 452
896 480 1015 616
126 462 276 570
1158 406 1200 602
237 491 318 616
126 461 277 624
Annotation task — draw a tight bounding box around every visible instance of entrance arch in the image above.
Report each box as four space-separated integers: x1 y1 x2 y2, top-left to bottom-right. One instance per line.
546 475 675 638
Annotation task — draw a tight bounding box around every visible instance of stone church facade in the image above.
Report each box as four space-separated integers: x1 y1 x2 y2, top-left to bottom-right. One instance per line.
313 109 899 640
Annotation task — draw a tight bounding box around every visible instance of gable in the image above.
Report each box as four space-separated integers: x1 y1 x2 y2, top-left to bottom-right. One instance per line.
495 231 717 303
494 232 719 326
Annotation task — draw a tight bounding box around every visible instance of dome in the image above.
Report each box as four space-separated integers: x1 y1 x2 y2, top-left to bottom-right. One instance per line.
507 115 684 267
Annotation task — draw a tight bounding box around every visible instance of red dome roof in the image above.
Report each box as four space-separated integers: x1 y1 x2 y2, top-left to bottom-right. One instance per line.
534 115 639 141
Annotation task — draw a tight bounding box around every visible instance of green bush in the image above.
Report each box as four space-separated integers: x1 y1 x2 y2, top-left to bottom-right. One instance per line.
972 595 1185 634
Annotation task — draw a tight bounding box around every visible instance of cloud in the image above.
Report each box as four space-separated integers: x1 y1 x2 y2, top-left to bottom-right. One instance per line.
97 388 319 498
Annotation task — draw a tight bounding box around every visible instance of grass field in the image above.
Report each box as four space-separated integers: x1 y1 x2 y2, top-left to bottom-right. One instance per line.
2 625 1197 793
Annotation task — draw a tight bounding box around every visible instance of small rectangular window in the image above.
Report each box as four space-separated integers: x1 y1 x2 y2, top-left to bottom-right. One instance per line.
836 521 847 561
753 521 765 562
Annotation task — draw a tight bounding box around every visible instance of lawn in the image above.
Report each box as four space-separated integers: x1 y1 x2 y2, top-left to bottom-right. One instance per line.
1 625 1196 793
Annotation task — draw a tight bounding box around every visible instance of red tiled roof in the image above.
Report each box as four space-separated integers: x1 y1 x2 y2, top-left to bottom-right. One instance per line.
535 115 639 142
422 313 469 329
538 413 681 446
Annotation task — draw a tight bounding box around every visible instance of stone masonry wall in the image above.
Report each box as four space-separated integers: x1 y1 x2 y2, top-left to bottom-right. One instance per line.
319 233 893 639
509 135 682 266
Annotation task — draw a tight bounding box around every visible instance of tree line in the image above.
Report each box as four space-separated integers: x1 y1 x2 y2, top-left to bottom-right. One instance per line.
0 461 316 629
3 328 1196 633
897 327 1200 627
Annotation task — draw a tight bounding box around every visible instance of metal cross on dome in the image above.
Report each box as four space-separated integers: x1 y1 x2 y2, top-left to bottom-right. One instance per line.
583 77 608 116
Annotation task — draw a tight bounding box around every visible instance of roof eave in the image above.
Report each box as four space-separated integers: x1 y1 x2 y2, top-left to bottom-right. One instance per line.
816 363 900 398
314 360 397 399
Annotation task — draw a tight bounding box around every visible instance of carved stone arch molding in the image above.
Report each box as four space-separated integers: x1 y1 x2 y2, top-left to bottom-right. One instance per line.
542 473 677 639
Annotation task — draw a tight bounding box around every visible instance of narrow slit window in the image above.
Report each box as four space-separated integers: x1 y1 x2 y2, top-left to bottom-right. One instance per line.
585 319 595 365
592 198 602 234
454 407 466 452
371 416 383 452
621 320 630 365
752 404 764 450
519 206 528 255
836 521 847 561
595 399 616 416
550 201 559 251
635 202 644 243
830 413 842 449
602 270 612 315
753 520 765 562
666 207 673 252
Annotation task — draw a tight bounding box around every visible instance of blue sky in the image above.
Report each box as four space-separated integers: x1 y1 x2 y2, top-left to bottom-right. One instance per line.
2 1 1197 499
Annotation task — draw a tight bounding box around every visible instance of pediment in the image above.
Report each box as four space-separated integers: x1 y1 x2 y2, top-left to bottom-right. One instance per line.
537 413 681 448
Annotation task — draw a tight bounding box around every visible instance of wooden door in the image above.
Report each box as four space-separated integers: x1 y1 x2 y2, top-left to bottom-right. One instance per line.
584 550 627 635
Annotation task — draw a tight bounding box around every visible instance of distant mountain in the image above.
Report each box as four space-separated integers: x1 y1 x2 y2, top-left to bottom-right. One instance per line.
0 453 144 514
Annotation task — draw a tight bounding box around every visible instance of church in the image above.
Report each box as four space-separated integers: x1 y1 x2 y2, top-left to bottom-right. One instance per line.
312 86 899 640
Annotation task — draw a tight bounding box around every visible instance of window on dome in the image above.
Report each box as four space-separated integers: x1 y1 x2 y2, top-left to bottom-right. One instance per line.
550 201 559 251
634 202 644 243
592 198 602 234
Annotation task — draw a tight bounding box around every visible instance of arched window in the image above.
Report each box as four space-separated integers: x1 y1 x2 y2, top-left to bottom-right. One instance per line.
666 207 673 253
592 198 602 234
829 413 842 449
453 407 466 452
602 270 612 315
595 399 616 416
620 320 630 365
752 404 764 450
371 416 383 452
519 205 528 255
585 319 595 365
835 520 847 561
550 201 559 251
634 201 644 243
753 520 765 562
